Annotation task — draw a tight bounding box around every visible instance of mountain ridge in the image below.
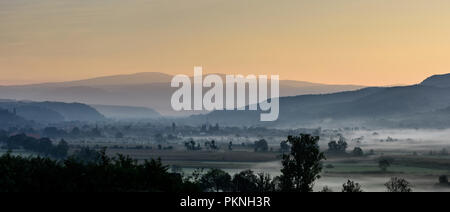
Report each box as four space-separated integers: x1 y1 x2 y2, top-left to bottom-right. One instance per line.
193 73 450 128
0 72 366 116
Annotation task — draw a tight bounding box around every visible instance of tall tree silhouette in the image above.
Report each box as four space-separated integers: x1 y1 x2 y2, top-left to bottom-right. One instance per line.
279 134 325 192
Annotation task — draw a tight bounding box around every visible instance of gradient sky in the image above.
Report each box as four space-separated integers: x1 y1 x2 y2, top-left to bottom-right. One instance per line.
1 0 450 86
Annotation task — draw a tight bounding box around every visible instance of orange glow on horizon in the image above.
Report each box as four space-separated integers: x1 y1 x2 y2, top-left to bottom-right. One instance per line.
1 0 450 86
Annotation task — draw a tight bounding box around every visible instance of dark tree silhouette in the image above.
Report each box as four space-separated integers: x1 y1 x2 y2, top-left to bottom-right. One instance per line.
279 134 325 192
0 151 199 192
438 175 448 185
342 180 363 192
385 177 412 192
200 169 232 192
352 147 364 157
232 170 258 192
379 159 391 172
254 139 269 152
327 137 348 154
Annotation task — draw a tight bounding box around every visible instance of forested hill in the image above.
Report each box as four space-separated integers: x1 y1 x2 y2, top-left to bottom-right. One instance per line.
0 101 105 124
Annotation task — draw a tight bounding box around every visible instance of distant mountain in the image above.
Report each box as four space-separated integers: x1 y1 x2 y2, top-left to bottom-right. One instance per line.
421 73 450 88
0 72 365 116
25 72 174 87
193 73 450 128
0 101 105 123
92 105 161 120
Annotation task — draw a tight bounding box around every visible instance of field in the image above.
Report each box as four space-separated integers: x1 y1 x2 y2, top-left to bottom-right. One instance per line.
2 128 449 192
95 147 450 192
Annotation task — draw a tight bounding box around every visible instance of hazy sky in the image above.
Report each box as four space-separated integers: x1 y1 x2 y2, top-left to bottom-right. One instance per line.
1 0 450 86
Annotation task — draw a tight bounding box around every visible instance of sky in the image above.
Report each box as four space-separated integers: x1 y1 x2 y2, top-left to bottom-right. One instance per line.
1 0 450 86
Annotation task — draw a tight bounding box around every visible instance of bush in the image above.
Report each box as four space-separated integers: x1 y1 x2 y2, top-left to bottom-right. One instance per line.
385 177 413 192
439 175 448 185
342 180 363 192
352 147 364 157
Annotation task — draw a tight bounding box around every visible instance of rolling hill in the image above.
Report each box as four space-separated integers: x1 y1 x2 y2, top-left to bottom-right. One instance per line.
0 72 365 116
0 101 105 123
92 105 161 120
193 73 450 128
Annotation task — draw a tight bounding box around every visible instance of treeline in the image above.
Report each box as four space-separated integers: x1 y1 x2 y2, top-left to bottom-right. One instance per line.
0 134 447 192
0 151 198 192
0 134 69 159
0 134 325 192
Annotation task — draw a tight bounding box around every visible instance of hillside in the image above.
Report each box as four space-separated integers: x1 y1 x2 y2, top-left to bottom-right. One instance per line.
0 72 365 116
0 101 105 123
92 105 161 120
421 73 450 88
194 73 450 128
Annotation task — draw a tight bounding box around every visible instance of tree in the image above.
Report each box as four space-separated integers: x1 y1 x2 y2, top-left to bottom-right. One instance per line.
342 180 363 192
337 137 348 152
254 139 269 152
228 142 233 151
185 139 201 151
385 177 412 192
210 140 218 150
438 175 448 185
232 170 258 192
379 159 391 172
255 173 276 192
327 137 348 154
279 134 326 192
352 147 364 157
200 169 232 192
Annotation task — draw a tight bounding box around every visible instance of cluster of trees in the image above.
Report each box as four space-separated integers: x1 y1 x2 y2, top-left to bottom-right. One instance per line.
0 134 324 192
201 123 220 133
254 139 269 152
0 134 69 159
193 169 276 192
0 151 199 192
204 140 218 151
184 140 220 151
184 140 202 151
327 137 348 154
327 136 367 157
352 147 364 156
0 133 437 192
188 134 325 192
321 177 414 192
